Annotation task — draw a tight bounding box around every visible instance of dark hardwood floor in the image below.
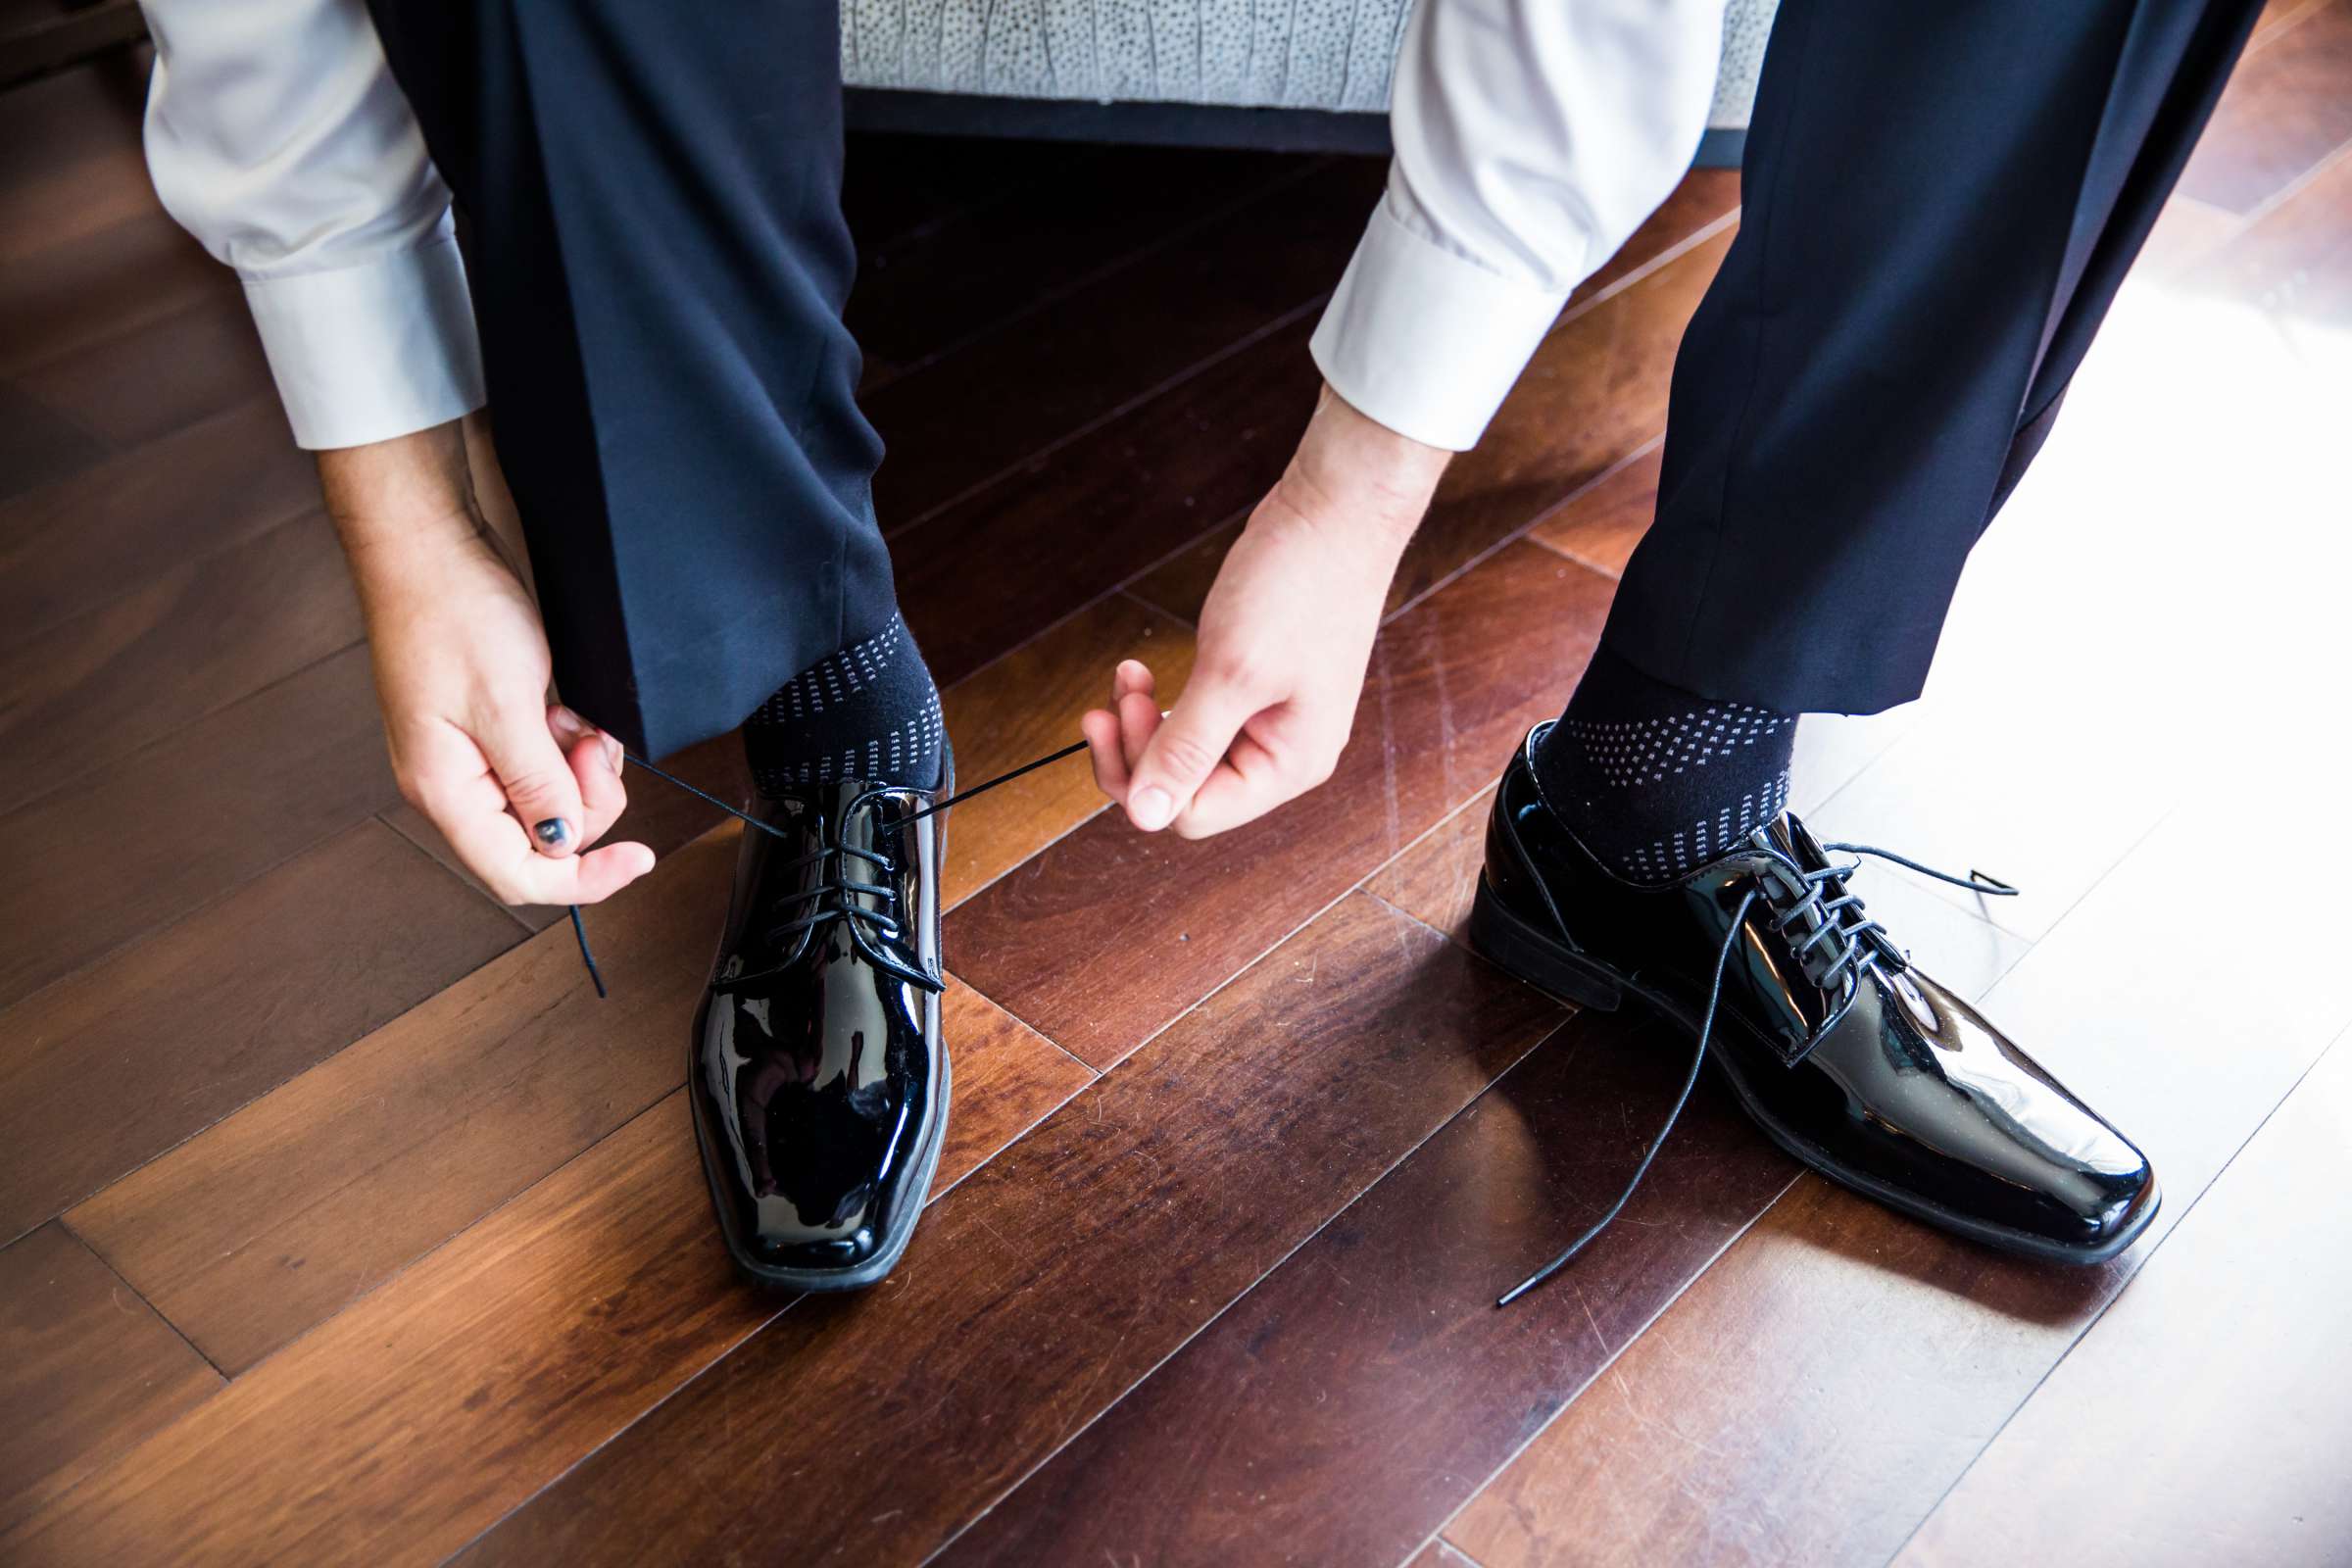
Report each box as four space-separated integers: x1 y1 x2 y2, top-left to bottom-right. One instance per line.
3 9 2349 1562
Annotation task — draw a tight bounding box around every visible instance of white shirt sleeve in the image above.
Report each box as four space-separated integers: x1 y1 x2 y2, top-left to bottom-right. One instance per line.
1310 0 1731 451
139 0 486 450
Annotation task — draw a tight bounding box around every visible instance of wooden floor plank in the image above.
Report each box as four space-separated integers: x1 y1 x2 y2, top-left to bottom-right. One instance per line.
938 591 1198 907
1441 793 2352 1568
2177 0 2352 215
62 819 1090 1378
948 539 1614 1069
1127 198 1735 627
0 509 360 811
865 158 1383 529
444 893 1563 1568
0 646 395 1010
68 827 740 1374
938 1008 1797 1568
1894 1029 2352 1568
849 143 1308 386
6 1097 771 1568
0 820 521 1245
0 209 226 377
1528 441 1662 578
0 55 154 265
0 381 108 503
3 968 1091 1568
0 1223 220 1535
15 291 274 448
0 398 315 648
893 313 1320 686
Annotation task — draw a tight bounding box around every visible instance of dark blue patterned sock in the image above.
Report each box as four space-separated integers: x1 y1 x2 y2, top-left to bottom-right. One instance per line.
1533 646 1795 885
741 613 944 793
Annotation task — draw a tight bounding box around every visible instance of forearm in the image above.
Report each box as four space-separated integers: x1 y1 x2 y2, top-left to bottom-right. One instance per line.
316 418 487 581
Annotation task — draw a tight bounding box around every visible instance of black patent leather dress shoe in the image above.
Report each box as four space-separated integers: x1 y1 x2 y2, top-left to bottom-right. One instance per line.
689 760 950 1292
1473 724 2157 1290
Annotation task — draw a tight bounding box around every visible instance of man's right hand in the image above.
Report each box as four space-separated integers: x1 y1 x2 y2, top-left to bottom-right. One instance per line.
318 418 655 907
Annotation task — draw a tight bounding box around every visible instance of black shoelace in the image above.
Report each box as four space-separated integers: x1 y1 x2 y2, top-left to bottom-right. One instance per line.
1495 836 2017 1307
564 739 1089 999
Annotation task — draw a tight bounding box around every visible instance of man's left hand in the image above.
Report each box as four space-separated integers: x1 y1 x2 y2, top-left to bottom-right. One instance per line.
1084 385 1452 839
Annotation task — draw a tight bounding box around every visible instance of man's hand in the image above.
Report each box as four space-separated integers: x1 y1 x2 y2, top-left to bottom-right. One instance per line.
1084 385 1452 838
320 418 655 906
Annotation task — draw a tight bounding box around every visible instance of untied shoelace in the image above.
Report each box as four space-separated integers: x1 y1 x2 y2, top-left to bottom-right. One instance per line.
564 738 1090 999
1494 836 2017 1306
564 745 2017 1311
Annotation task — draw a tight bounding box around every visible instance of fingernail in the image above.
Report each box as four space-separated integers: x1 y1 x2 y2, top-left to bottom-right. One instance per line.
533 817 572 850
1130 786 1173 830
601 734 623 776
549 705 588 744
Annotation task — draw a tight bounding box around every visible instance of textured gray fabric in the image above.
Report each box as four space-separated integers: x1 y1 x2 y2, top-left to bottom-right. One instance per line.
842 0 1780 129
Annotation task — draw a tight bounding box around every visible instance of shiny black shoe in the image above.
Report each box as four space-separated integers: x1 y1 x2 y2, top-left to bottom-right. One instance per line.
1473 724 2157 1298
689 757 951 1292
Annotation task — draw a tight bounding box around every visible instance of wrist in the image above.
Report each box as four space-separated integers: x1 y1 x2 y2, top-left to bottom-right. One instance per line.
1273 383 1451 560
317 419 486 575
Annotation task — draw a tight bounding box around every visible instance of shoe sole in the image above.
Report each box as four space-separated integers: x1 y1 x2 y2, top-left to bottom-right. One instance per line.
1468 876 2160 1267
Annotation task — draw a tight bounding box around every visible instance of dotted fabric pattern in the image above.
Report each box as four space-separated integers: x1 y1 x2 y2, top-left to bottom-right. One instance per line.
1556 704 1794 882
1621 769 1791 883
745 614 947 791
843 0 1780 128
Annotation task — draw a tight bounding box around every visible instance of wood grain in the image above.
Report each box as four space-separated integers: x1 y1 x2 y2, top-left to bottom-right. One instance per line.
0 510 361 810
1128 202 1735 627
940 1011 1797 1568
8 1096 775 1568
932 977 1099 1191
0 820 520 1244
16 291 274 447
2177 0 2352 214
0 209 226 377
865 158 1382 528
0 382 108 503
1444 799 2352 1568
69 827 740 1373
0 56 154 266
453 894 1565 1568
1395 226 1728 613
0 1223 219 1534
892 313 1320 685
938 591 1198 907
0 398 316 647
0 645 396 1009
1895 1031 2352 1568
1529 440 1662 577
949 540 1615 1069
1365 785 1500 944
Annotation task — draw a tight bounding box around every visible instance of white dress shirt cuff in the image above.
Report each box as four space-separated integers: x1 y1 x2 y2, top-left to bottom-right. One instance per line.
1308 196 1576 452
241 229 487 450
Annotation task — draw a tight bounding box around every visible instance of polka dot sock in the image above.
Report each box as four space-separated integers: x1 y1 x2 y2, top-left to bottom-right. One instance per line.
741 613 945 794
1531 646 1795 885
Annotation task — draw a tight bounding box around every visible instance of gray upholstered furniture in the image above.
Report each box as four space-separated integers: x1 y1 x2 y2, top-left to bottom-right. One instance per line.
841 0 1779 158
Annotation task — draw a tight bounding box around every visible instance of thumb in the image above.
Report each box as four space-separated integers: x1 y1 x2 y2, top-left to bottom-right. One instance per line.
477 703 590 858
1127 678 1260 831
